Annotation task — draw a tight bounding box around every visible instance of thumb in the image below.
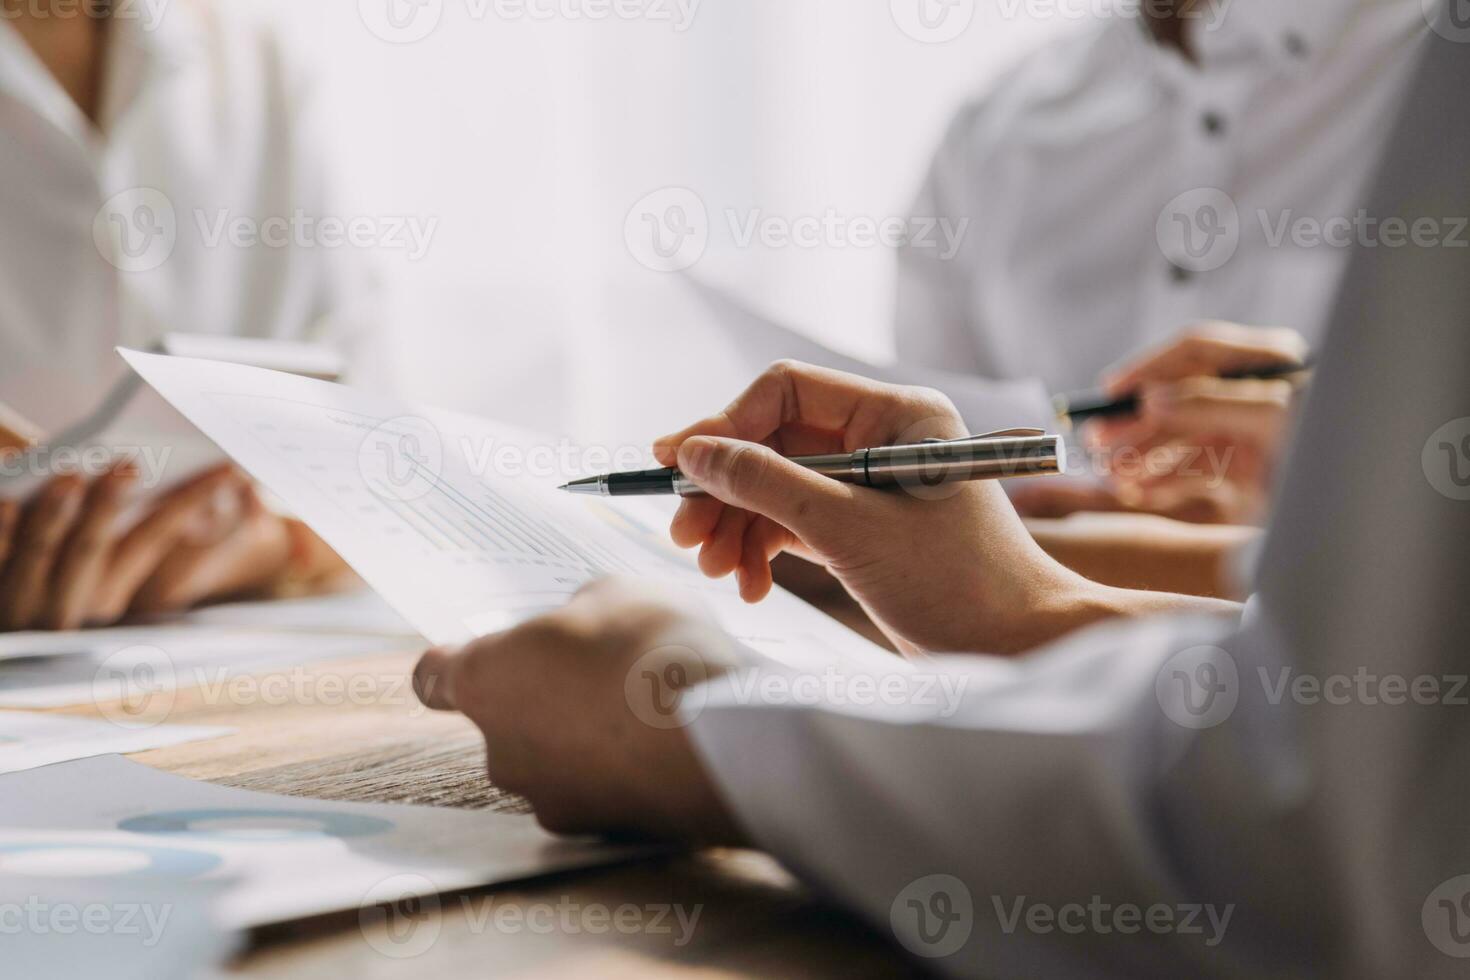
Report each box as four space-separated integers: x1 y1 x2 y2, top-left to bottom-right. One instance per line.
413 647 461 711
677 436 857 543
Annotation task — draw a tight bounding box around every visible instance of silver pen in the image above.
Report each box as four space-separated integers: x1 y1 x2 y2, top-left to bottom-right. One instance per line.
559 429 1065 497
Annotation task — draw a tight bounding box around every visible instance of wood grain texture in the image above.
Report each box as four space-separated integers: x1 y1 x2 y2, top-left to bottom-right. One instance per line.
41 644 918 978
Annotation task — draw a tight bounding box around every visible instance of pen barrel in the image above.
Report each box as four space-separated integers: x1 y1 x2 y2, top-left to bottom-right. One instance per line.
856 435 1062 488
656 438 1063 497
606 470 679 495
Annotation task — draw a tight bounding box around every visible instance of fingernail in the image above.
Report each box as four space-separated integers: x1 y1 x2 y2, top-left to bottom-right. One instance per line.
679 438 715 479
414 647 458 711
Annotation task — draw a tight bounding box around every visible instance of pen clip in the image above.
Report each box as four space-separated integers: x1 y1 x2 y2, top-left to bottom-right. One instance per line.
922 428 1046 444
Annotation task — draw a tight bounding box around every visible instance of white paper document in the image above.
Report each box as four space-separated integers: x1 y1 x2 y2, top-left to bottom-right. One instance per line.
120 350 899 671
0 756 638 928
0 712 228 774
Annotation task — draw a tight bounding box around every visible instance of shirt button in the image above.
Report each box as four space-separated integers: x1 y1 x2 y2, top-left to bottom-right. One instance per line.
1284 32 1309 58
1202 111 1226 137
1169 262 1195 285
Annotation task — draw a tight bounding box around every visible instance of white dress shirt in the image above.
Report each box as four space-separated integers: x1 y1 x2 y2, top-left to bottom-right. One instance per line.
896 0 1427 392
687 26 1470 979
0 0 378 434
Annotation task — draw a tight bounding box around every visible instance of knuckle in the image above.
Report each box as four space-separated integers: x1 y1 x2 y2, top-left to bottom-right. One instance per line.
917 385 961 419
724 443 771 497
767 358 804 379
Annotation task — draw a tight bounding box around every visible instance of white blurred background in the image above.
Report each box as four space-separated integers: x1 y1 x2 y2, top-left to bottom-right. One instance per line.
252 0 1073 443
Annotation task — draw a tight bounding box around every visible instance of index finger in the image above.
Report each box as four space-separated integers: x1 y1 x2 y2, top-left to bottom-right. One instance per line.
1104 323 1309 397
653 360 950 466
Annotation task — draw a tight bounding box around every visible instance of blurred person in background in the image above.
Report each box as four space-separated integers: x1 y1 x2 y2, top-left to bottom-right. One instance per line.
896 0 1424 527
0 0 377 630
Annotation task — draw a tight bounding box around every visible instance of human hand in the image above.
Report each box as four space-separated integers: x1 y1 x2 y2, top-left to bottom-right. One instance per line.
0 462 293 631
1085 322 1309 525
413 578 744 843
653 360 1089 656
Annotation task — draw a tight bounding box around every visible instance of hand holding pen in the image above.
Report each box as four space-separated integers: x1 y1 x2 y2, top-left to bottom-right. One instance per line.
1026 322 1311 524
640 361 1101 657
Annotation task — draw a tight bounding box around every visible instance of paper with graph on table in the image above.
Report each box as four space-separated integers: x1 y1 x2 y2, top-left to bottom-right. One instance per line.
119 350 900 670
0 755 639 929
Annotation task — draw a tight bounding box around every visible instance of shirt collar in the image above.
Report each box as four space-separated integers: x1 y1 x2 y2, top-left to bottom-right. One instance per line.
0 0 202 143
98 0 204 134
0 19 90 139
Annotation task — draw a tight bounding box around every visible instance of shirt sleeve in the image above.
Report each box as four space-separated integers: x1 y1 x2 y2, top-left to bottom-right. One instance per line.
687 610 1324 980
690 33 1470 980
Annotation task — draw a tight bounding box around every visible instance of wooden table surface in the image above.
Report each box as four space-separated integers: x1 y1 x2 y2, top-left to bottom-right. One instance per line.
48 645 922 979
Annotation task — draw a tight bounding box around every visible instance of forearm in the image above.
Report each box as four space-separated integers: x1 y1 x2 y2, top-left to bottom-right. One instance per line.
1028 514 1260 599
999 568 1241 655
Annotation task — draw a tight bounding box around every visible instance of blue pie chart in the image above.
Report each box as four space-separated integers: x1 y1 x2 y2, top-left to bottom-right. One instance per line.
0 842 221 879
